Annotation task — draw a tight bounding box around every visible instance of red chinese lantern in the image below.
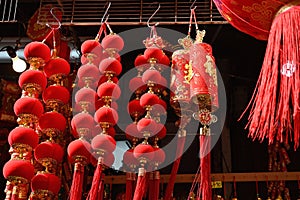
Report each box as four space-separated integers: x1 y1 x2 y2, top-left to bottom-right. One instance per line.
68 139 92 200
43 57 70 80
127 99 145 120
75 87 98 112
14 97 44 127
129 77 147 97
97 81 121 104
3 159 35 199
42 85 70 111
77 63 101 88
137 118 158 139
71 113 95 139
144 47 164 63
19 69 47 97
101 33 124 54
23 41 51 69
99 57 122 77
30 173 61 199
34 141 64 173
81 39 103 65
38 111 66 139
94 106 119 128
8 127 39 159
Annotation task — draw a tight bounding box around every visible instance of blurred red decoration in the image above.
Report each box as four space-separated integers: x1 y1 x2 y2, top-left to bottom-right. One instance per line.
43 57 70 78
94 106 119 126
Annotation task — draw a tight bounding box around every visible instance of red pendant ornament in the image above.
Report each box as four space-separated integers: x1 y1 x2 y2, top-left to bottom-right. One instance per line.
30 173 61 199
240 2 300 150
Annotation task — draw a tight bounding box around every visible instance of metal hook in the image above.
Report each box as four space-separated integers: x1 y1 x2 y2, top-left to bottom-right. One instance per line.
147 3 160 28
190 0 197 10
46 7 62 30
101 2 111 24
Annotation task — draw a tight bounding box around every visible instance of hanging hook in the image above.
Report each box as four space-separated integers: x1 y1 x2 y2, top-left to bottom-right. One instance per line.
147 3 160 28
190 0 197 10
101 2 111 24
46 7 62 30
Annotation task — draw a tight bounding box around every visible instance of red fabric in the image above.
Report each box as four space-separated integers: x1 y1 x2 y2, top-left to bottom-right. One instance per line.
123 149 139 169
87 158 103 200
23 41 51 62
43 57 70 78
77 63 101 81
8 127 39 149
14 97 44 118
67 139 92 161
133 144 154 161
164 136 186 200
134 55 148 68
81 40 103 55
142 68 162 84
101 34 124 52
97 82 121 100
127 99 145 119
31 173 61 194
71 113 95 135
140 93 159 107
91 134 116 152
133 168 147 200
240 4 300 149
144 47 164 61
137 118 158 138
125 123 142 139
75 87 97 105
153 171 160 200
199 135 211 200
34 141 64 163
125 172 136 200
69 162 85 200
43 85 70 104
3 159 35 181
39 111 66 132
94 107 119 125
213 0 291 40
19 69 47 91
189 43 218 111
99 57 122 76
129 77 147 93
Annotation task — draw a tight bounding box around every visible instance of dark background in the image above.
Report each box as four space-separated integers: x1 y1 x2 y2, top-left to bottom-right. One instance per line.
0 1 300 199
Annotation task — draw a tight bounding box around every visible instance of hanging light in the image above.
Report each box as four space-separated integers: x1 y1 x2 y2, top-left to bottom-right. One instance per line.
4 46 27 73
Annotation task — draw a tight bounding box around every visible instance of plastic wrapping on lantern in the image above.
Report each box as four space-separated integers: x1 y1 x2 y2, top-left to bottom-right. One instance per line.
189 42 218 112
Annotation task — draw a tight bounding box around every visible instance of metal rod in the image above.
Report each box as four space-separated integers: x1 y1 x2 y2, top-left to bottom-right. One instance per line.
2 0 7 21
13 0 18 21
7 0 13 21
71 0 75 23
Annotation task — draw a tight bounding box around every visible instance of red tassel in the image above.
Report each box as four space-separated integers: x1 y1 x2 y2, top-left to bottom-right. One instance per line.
69 162 85 200
199 134 212 200
97 173 105 200
133 168 146 200
153 171 160 200
164 135 186 200
125 172 135 200
240 4 300 150
87 157 103 200
148 172 154 200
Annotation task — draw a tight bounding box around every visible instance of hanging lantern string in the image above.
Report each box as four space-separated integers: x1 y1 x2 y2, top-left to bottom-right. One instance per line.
95 2 111 41
147 3 160 28
188 6 198 37
188 164 201 198
42 7 62 43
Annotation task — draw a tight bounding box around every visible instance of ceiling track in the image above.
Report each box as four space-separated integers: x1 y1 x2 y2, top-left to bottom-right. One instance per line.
37 0 227 26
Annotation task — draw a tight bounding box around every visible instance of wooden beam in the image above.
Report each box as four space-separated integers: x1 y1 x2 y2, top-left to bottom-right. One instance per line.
102 172 300 184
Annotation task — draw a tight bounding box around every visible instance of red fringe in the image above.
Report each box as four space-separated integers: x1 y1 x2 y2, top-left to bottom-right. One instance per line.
240 5 300 150
69 162 85 200
133 168 146 200
164 136 186 200
153 171 160 200
97 173 105 200
199 135 211 200
148 172 154 200
125 172 135 200
87 157 103 200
